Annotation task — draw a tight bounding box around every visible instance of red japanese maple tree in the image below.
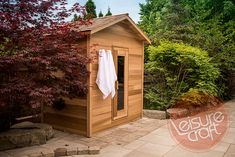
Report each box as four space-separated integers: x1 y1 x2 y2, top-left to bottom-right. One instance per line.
0 0 91 130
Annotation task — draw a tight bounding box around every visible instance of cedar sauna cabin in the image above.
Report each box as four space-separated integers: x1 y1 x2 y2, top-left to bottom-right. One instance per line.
43 14 151 137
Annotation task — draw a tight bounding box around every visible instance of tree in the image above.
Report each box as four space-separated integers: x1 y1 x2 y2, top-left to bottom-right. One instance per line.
139 0 235 99
98 11 104 17
85 0 97 18
105 7 112 16
139 0 190 45
73 14 79 21
0 0 91 131
72 14 83 21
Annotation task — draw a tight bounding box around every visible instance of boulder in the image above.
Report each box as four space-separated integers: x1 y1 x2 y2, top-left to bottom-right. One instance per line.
0 122 54 151
10 121 37 129
11 122 54 140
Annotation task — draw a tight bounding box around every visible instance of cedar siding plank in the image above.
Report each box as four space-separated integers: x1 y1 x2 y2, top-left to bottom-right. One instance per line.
44 113 87 133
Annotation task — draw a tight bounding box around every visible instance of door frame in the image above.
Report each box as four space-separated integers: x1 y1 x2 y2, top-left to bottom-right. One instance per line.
112 46 129 120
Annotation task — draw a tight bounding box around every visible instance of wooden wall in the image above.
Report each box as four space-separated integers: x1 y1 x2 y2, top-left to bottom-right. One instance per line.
89 21 144 135
43 37 89 136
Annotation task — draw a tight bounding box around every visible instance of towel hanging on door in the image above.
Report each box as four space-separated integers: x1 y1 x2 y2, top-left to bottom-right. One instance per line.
96 49 117 99
106 50 117 98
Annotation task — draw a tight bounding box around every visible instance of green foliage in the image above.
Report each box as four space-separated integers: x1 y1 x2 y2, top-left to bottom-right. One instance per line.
139 0 188 44
98 10 104 17
145 41 220 110
140 0 235 100
72 14 79 21
105 7 112 16
85 0 97 18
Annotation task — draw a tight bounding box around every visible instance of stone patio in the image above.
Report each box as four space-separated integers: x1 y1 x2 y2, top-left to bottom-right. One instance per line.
0 117 167 157
0 99 235 157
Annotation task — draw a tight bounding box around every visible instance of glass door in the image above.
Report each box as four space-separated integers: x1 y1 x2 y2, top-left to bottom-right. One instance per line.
112 47 128 119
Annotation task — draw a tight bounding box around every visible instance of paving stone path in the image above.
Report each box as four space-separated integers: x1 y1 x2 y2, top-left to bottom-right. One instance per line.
0 99 235 157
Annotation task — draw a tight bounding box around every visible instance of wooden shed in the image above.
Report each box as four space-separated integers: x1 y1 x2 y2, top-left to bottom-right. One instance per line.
43 14 151 137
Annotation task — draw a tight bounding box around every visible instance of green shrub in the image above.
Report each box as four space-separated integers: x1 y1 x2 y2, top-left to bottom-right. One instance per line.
144 41 220 110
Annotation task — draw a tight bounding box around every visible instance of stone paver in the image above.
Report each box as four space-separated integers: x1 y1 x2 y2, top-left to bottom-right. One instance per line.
151 126 170 136
224 144 235 157
212 142 230 153
224 154 235 157
1 99 235 157
88 146 100 154
92 145 132 157
134 143 173 156
139 133 178 146
230 121 235 128
124 150 159 157
4 146 52 157
54 148 67 156
164 146 224 157
123 140 146 150
77 146 88 155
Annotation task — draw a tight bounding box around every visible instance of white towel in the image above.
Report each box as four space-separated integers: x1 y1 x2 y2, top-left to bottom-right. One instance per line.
107 50 117 98
96 49 117 99
96 49 110 99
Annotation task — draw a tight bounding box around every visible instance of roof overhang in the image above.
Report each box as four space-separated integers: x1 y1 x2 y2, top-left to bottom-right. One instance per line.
78 14 151 44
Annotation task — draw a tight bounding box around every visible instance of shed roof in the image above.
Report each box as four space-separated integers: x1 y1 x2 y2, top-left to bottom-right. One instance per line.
74 14 151 44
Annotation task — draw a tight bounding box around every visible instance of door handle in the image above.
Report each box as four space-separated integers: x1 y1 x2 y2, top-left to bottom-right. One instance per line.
116 81 119 90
